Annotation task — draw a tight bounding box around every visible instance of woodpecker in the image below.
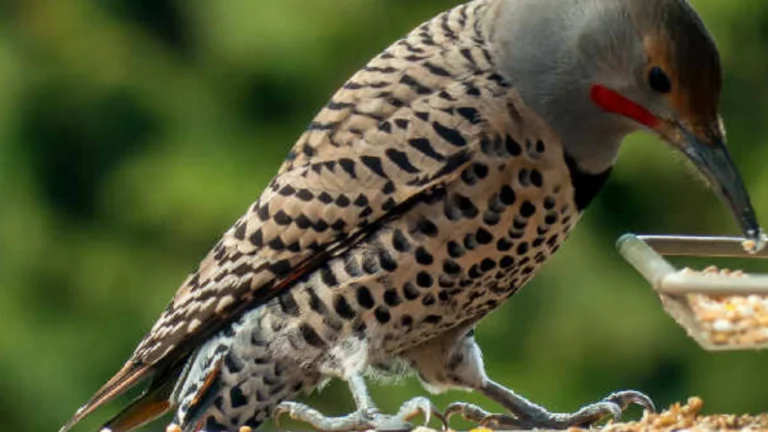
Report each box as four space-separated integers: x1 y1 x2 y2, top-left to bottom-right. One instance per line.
61 0 763 430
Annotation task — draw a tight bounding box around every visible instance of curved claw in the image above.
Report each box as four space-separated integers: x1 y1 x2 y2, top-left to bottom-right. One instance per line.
603 390 656 413
444 402 492 424
579 401 623 424
397 396 445 428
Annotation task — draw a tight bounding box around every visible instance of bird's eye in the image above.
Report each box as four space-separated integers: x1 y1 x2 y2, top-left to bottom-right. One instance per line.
648 67 672 94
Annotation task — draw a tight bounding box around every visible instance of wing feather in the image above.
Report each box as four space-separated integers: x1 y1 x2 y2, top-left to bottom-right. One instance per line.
61 2 510 428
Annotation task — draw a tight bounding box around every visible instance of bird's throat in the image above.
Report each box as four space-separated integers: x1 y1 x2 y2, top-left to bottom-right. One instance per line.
564 152 613 211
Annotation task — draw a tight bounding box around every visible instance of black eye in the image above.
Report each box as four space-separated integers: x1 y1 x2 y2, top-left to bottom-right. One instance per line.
649 66 672 93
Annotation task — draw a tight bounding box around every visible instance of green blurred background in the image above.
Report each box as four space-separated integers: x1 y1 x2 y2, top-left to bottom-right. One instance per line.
1 0 768 430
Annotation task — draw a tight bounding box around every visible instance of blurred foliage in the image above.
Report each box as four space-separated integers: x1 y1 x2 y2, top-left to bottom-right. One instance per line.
1 0 768 431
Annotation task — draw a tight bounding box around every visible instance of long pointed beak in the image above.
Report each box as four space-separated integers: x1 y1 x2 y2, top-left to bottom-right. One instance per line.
660 121 764 252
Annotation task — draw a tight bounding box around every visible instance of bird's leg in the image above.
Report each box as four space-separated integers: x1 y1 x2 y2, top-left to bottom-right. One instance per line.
446 380 655 430
273 373 442 431
402 323 654 430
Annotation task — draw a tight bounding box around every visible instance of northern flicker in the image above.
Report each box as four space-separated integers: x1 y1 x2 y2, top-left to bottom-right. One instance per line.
61 0 764 431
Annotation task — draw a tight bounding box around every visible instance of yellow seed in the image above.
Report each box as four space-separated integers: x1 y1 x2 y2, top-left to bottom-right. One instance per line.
166 425 182 432
710 332 729 344
239 427 253 432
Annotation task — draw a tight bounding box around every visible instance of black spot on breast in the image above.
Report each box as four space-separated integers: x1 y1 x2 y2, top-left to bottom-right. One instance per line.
374 306 391 324
378 249 398 271
392 229 411 252
447 240 465 258
463 233 478 250
518 169 531 187
416 271 434 288
483 210 501 226
500 185 516 205
333 295 356 320
468 264 482 279
505 135 522 155
519 201 536 218
415 246 434 265
402 282 420 300
497 238 513 252
438 275 455 290
530 170 543 187
443 259 462 275
454 194 479 219
480 258 496 272
471 163 488 179
475 228 493 245
416 219 438 237
401 315 414 327
356 286 375 309
383 288 401 307
516 242 529 255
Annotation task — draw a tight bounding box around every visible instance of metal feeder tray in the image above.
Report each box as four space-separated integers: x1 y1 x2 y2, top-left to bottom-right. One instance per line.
617 234 768 351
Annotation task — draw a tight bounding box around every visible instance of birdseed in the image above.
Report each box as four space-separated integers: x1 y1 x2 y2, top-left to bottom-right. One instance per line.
683 266 768 347
600 397 768 432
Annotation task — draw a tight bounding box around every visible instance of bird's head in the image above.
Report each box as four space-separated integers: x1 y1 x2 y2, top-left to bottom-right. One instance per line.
495 0 764 249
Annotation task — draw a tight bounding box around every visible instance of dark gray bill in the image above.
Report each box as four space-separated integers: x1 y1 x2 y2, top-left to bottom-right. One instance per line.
678 126 764 252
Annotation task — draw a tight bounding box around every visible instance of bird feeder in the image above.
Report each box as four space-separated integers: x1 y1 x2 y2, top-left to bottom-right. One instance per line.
617 234 768 351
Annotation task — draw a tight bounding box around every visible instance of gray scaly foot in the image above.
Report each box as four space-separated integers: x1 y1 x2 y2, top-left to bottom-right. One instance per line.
445 383 654 430
274 396 443 431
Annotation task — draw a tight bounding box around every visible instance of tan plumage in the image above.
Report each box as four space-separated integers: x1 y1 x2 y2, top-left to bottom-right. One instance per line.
62 0 759 430
63 2 505 429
